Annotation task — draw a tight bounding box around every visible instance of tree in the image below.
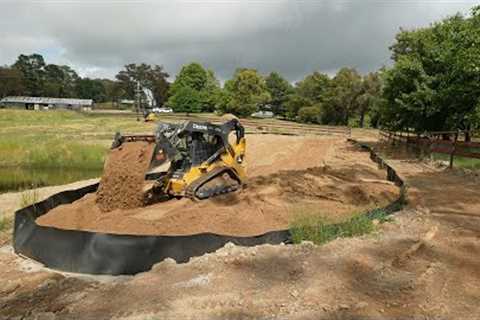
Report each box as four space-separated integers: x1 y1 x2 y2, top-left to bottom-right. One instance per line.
218 69 270 117
13 54 46 96
167 63 219 113
75 78 107 102
298 105 322 124
356 72 383 128
265 72 293 116
44 64 79 97
116 63 169 107
0 66 25 98
102 79 126 106
295 71 331 104
322 68 362 125
167 86 203 113
284 95 312 120
381 6 480 133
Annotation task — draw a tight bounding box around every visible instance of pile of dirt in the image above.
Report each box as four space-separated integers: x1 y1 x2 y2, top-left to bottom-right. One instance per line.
36 135 399 236
95 141 155 212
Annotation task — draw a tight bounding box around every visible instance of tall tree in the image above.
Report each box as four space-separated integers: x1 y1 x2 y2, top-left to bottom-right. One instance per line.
295 71 331 104
116 63 169 107
322 68 362 125
382 6 480 133
13 54 46 96
265 72 293 116
0 66 25 98
75 78 107 102
166 62 219 112
44 64 79 97
217 69 270 117
356 72 383 128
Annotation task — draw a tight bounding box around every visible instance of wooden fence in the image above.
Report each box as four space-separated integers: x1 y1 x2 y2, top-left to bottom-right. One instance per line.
380 130 480 168
87 110 351 137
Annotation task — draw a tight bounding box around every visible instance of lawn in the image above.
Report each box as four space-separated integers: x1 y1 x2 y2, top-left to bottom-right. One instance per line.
0 109 156 192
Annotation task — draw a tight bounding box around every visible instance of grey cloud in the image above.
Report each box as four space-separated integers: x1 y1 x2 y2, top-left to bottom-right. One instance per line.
0 0 477 81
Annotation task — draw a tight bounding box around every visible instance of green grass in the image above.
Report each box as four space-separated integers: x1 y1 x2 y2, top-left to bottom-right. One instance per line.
290 212 377 245
432 153 480 170
0 109 157 192
19 189 40 208
0 136 107 169
290 186 408 245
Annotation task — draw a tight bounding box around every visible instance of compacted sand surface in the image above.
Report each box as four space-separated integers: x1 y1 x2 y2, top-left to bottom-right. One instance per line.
36 135 399 236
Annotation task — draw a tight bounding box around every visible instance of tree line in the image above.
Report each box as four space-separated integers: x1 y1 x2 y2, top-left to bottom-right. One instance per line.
1 5 479 131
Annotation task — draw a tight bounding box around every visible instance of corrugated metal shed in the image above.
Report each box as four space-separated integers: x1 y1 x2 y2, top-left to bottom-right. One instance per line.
0 96 93 106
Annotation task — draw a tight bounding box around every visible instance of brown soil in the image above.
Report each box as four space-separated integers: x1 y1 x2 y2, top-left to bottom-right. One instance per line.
2 131 480 319
95 141 155 212
36 135 398 236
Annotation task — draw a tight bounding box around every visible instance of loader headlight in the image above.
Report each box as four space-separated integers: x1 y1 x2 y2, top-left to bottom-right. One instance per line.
236 155 244 164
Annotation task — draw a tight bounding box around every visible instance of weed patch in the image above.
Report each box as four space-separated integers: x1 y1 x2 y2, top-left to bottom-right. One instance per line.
290 213 375 245
20 189 40 208
0 215 8 232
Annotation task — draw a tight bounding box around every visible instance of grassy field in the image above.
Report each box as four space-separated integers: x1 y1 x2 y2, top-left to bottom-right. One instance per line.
432 152 480 170
0 109 156 192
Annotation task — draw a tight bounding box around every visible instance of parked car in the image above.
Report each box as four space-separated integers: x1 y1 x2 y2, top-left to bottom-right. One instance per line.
251 110 274 119
152 107 173 113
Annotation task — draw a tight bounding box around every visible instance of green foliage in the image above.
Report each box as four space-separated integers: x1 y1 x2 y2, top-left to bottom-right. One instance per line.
0 66 25 98
167 63 220 113
295 71 330 104
167 86 203 113
285 95 312 120
75 78 108 102
13 53 46 96
283 69 382 126
298 105 322 124
0 109 155 192
116 63 170 107
290 213 375 245
217 68 271 117
265 72 293 116
381 7 480 132
322 68 363 125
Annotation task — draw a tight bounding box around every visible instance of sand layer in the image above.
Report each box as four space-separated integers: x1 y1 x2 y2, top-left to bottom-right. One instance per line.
95 141 155 212
36 135 399 236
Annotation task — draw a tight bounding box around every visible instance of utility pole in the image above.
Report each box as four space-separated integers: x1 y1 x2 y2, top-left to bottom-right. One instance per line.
135 82 141 121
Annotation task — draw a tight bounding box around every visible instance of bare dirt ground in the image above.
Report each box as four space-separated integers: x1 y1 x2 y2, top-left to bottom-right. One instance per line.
36 135 397 236
1 131 480 319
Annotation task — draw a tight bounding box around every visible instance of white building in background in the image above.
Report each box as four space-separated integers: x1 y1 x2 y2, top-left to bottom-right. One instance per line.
0 96 94 111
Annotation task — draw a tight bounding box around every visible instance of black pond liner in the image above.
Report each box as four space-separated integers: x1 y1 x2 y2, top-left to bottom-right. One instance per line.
13 142 405 276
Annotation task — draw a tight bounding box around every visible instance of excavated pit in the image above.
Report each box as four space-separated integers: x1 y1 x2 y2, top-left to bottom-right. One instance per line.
36 135 399 236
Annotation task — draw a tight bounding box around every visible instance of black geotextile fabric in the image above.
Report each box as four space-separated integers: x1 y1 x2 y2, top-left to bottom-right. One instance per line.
13 175 290 275
13 144 405 276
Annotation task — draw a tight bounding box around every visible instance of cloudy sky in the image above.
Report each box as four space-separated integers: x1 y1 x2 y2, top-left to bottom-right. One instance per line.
0 0 477 81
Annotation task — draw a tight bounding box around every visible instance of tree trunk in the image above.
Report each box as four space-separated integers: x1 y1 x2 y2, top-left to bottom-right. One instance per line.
359 111 365 128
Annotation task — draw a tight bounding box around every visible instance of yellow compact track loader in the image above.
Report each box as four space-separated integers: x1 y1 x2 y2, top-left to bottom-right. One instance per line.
112 119 246 200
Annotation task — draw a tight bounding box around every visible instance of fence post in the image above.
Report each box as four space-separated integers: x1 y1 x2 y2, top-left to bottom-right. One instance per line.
449 131 459 169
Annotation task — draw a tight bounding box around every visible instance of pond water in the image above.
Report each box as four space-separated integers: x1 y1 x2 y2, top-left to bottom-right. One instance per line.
0 167 102 193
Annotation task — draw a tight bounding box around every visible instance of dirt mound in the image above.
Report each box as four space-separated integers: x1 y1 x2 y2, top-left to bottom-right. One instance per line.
36 136 399 236
95 141 155 212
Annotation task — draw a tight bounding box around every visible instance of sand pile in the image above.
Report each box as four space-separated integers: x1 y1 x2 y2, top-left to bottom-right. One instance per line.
36 135 399 236
95 141 155 212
